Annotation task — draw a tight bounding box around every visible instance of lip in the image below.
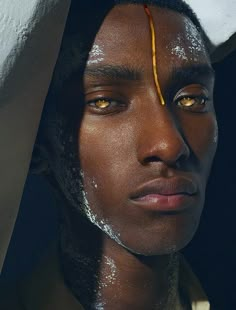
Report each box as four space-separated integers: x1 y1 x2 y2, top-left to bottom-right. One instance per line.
130 177 198 212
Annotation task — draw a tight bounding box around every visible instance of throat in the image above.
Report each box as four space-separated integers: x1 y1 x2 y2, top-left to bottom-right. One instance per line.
59 214 184 309
92 250 182 310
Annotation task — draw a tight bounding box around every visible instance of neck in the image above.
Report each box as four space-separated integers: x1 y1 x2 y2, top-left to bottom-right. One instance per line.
91 239 181 310
59 213 183 310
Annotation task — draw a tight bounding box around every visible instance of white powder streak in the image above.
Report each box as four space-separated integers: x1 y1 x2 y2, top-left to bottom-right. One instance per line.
79 171 145 256
171 45 188 61
169 19 207 63
170 35 188 61
91 178 98 189
89 44 104 57
213 120 219 144
184 18 206 55
87 58 104 65
87 44 104 65
80 171 122 246
94 301 106 310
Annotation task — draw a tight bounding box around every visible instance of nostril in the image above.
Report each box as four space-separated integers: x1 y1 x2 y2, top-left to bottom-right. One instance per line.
143 156 160 164
141 139 190 167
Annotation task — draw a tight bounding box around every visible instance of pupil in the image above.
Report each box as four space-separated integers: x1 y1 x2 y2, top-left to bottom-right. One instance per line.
182 98 194 106
96 100 110 108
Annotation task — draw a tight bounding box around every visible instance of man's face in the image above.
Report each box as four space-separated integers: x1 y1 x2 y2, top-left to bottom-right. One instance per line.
78 5 217 255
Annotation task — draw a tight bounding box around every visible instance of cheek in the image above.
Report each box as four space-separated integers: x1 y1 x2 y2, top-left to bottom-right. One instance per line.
78 117 135 201
181 113 218 168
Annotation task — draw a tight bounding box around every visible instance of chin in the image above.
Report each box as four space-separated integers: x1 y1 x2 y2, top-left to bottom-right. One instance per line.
119 235 197 257
104 213 201 256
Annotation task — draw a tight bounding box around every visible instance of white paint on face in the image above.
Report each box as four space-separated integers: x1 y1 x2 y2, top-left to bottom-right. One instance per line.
80 170 122 246
81 186 121 242
92 177 98 189
168 19 207 63
87 44 105 65
90 44 104 57
171 45 188 61
79 171 148 256
94 302 106 310
213 134 218 144
170 35 188 61
213 119 219 144
183 18 206 55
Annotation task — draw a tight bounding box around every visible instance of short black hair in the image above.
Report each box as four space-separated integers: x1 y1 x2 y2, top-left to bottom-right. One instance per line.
35 0 212 210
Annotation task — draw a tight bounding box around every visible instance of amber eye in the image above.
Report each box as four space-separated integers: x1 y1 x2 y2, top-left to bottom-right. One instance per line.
176 96 208 111
86 97 127 115
179 97 204 107
179 97 195 107
94 99 111 109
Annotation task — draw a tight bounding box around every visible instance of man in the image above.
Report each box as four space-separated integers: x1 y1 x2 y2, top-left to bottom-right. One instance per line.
0 0 218 309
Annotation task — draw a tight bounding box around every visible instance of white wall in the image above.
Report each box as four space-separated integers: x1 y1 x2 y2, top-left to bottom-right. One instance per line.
0 0 71 272
186 0 236 46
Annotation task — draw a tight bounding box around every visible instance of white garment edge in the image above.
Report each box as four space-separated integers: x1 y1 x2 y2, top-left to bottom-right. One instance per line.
0 0 71 272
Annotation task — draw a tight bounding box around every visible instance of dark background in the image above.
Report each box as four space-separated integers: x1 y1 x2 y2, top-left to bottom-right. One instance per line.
1 50 236 309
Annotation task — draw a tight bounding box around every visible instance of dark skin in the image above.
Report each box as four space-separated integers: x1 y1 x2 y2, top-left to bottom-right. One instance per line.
59 4 217 309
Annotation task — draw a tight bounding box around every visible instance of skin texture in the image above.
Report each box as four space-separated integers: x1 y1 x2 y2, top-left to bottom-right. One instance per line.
59 4 217 309
79 5 217 255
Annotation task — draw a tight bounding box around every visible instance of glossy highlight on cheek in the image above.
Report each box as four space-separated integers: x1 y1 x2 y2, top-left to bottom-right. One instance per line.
144 4 166 106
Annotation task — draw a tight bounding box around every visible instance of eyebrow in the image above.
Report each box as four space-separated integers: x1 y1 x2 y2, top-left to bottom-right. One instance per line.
84 63 215 87
169 64 215 85
164 64 215 99
84 64 143 81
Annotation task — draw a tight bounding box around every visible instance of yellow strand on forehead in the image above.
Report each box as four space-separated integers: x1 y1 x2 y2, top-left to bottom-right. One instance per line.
144 4 166 106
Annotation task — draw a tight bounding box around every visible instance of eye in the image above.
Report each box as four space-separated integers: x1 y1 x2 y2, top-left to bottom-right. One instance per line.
93 99 111 108
176 96 209 112
86 98 127 115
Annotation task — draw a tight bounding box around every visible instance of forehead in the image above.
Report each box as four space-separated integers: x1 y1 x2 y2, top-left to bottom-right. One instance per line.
87 4 209 68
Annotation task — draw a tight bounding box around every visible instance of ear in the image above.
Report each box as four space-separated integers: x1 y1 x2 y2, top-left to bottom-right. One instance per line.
30 143 50 175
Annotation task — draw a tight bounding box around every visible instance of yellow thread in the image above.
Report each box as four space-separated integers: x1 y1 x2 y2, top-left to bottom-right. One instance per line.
144 5 165 106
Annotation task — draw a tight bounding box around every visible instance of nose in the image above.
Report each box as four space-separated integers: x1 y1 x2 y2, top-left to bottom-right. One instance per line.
137 107 190 167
